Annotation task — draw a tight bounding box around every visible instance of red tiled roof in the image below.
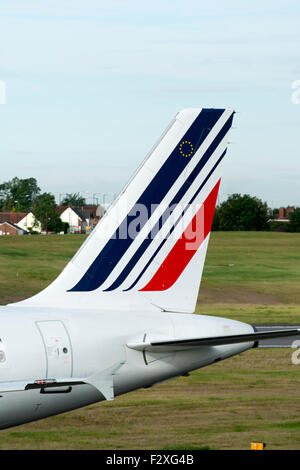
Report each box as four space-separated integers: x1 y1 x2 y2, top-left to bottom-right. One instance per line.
0 212 27 224
55 206 69 214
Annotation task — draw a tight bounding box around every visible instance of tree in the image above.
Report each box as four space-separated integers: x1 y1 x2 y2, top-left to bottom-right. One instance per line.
61 193 86 207
33 193 63 233
0 177 40 211
216 194 269 231
287 208 300 232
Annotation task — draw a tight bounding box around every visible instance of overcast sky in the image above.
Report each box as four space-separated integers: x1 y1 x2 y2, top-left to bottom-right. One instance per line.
0 0 300 207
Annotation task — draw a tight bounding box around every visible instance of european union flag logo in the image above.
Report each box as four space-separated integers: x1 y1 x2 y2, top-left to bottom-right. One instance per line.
179 140 194 158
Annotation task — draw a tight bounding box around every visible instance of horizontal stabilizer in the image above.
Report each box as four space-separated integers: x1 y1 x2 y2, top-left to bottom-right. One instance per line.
127 329 300 352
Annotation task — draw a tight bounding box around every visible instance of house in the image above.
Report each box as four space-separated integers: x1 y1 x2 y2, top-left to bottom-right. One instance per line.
0 222 25 236
56 206 82 233
79 205 105 232
0 212 42 233
56 205 105 233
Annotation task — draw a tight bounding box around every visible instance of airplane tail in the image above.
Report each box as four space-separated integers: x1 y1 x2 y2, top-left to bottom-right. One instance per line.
13 108 234 313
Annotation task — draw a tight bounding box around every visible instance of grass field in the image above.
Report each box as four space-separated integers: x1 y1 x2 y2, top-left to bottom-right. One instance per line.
0 231 300 449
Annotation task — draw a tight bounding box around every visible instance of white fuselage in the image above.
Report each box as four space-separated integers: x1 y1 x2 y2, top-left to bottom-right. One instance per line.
0 306 254 429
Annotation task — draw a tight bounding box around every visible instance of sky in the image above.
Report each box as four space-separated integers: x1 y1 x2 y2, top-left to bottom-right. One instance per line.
0 0 300 207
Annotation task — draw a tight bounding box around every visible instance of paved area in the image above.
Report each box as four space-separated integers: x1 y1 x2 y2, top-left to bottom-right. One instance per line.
252 325 300 348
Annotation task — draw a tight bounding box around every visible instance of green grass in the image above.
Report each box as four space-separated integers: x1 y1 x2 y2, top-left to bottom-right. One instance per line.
0 234 86 304
1 231 299 323
197 231 300 323
202 231 300 296
0 232 300 449
1 349 300 450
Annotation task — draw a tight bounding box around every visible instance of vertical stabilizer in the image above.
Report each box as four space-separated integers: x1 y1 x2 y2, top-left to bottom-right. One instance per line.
12 108 234 312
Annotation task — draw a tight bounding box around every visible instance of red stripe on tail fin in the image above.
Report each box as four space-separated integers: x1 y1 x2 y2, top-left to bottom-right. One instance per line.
139 179 220 292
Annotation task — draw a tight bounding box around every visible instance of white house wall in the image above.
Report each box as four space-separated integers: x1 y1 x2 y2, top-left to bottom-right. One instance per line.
18 213 42 233
60 208 82 232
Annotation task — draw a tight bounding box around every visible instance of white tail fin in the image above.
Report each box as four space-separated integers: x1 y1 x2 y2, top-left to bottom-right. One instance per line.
13 108 234 312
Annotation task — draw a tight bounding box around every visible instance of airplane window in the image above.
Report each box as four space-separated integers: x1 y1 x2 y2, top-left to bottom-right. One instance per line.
0 351 6 362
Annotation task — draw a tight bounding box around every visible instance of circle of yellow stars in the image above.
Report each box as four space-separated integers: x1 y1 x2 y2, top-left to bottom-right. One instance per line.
179 140 194 158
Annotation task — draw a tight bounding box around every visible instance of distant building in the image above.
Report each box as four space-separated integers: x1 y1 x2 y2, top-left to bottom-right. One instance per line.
269 206 295 223
56 205 105 233
56 207 82 233
0 221 26 236
0 212 41 233
286 206 295 218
